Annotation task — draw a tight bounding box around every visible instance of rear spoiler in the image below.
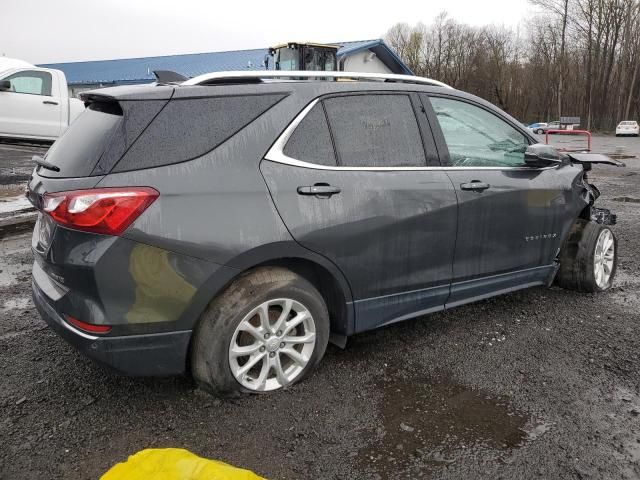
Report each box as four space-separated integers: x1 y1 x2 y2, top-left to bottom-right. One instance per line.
80 92 118 107
566 152 626 168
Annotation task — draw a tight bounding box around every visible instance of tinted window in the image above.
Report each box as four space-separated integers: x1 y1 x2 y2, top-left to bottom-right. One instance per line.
113 94 284 172
323 94 426 167
40 102 122 178
430 97 529 167
4 70 52 96
90 99 170 176
283 103 336 166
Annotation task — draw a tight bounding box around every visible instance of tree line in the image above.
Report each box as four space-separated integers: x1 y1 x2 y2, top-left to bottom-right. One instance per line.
385 0 640 130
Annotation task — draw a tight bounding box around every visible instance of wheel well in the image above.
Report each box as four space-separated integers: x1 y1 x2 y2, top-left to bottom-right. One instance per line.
255 258 351 339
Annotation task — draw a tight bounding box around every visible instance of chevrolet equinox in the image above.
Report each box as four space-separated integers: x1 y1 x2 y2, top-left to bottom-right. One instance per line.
28 71 621 396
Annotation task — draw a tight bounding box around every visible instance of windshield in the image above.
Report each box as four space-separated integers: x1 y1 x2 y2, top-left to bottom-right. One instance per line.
276 48 298 70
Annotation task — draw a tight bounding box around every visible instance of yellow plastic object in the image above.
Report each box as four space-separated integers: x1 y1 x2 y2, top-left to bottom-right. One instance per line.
101 448 265 480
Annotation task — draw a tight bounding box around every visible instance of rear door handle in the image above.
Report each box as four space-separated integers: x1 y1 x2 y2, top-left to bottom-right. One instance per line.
297 185 341 197
43 100 58 105
460 181 490 191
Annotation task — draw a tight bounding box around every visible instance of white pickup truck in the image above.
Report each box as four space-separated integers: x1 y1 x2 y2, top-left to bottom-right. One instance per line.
0 57 84 141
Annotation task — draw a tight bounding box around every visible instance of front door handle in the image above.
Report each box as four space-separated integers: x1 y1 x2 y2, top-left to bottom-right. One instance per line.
43 100 59 105
460 181 490 192
297 185 341 197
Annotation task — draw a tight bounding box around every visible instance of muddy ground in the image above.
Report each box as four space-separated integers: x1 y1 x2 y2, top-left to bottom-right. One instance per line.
1 135 639 479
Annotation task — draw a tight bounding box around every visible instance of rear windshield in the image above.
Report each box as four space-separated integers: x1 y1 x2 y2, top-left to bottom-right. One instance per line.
39 102 122 178
621 121 637 126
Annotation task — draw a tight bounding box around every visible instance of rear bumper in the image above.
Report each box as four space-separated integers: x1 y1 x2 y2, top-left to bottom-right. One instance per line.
33 280 191 376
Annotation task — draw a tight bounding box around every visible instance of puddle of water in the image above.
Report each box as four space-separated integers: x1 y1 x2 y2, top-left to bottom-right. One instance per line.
359 376 538 478
612 196 640 204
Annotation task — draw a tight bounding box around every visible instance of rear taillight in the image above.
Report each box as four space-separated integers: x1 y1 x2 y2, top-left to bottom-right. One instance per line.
65 315 112 334
43 187 158 236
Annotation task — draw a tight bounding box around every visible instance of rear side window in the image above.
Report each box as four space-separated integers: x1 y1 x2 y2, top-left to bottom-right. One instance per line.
283 103 336 166
40 102 122 178
113 94 285 172
322 94 426 167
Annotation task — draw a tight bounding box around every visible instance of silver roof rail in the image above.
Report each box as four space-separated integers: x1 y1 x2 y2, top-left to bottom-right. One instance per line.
182 70 452 89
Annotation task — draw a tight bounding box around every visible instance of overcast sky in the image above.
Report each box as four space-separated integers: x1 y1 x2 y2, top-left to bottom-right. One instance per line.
2 0 533 64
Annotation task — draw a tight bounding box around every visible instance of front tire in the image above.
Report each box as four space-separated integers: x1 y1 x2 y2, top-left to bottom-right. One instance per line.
555 220 617 292
191 267 329 396
536 129 544 134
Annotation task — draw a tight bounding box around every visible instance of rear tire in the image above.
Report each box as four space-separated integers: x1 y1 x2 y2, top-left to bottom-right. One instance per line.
191 267 329 397
555 220 617 292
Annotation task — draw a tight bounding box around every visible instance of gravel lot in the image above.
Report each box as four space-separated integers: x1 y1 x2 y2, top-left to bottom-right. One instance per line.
1 135 640 479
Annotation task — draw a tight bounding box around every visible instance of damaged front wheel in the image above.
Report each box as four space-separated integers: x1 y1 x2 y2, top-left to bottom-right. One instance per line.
555 220 617 292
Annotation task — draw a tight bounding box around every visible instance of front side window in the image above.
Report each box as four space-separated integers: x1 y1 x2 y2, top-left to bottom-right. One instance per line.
430 97 529 167
3 70 52 96
323 94 426 167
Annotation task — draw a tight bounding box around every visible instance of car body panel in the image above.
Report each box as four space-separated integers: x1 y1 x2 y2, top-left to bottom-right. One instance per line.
419 93 590 303
443 166 583 284
260 160 458 333
32 282 191 376
31 213 230 335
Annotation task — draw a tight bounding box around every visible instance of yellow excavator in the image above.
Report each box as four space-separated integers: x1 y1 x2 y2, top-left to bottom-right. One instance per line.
267 42 338 71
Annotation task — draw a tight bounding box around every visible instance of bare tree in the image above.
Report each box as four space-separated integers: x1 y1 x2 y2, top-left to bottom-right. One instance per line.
384 0 640 130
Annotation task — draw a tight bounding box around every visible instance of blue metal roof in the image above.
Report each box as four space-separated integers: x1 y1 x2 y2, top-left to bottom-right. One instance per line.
38 39 411 86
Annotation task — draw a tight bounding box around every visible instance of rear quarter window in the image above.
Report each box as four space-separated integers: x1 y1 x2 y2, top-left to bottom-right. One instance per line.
283 102 336 166
113 94 285 172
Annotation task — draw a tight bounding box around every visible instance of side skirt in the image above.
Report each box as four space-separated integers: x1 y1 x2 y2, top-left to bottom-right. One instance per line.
446 265 557 309
351 265 557 334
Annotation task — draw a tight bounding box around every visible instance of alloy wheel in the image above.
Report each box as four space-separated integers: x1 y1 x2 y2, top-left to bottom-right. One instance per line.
229 298 316 391
594 229 615 289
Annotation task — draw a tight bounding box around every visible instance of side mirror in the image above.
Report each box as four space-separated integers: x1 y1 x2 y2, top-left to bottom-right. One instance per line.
524 143 564 168
0 80 11 91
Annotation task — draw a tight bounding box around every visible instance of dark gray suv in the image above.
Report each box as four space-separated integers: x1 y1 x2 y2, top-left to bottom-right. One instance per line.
28 71 620 396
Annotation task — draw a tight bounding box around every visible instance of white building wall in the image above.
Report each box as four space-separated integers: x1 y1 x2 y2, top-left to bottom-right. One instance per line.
341 50 392 73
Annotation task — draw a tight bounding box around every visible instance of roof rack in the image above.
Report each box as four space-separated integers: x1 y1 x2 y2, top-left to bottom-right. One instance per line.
181 70 452 88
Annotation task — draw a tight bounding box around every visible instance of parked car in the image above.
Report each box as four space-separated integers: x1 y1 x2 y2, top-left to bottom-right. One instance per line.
527 122 547 133
28 71 621 396
615 121 639 137
532 121 561 134
0 57 84 141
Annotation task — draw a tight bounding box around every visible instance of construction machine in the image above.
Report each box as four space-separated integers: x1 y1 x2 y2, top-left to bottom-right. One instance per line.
266 42 338 71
